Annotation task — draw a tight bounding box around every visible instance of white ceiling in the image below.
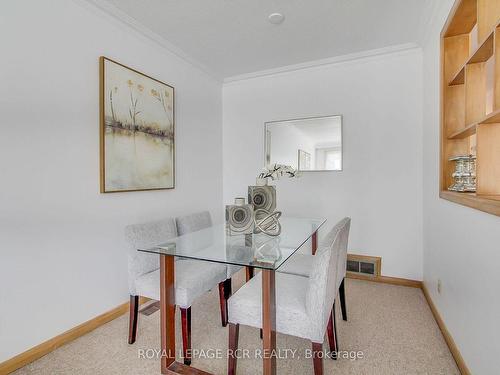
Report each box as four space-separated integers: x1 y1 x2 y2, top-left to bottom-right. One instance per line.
291 116 342 147
99 0 431 79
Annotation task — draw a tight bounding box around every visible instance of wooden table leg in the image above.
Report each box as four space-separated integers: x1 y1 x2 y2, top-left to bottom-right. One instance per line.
261 269 276 375
246 266 255 281
160 254 176 374
312 231 318 255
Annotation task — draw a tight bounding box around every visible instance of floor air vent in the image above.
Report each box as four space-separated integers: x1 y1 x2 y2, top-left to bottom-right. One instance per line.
140 301 160 316
346 254 381 278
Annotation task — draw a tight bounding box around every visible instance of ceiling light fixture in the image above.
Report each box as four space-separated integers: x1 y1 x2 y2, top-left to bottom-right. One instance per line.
268 13 285 25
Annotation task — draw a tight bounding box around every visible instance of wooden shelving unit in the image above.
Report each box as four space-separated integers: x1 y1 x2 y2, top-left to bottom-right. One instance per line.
448 31 494 86
441 0 500 216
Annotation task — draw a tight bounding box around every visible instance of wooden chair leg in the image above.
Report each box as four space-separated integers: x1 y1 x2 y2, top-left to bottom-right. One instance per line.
335 301 339 356
339 278 347 321
225 277 232 297
218 281 229 327
180 307 192 365
245 266 254 281
228 323 240 375
311 342 324 375
128 295 139 344
327 303 338 359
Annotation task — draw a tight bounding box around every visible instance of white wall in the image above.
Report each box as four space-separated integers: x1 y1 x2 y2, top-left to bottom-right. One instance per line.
223 48 423 280
4 2 496 372
422 2 500 374
0 0 222 361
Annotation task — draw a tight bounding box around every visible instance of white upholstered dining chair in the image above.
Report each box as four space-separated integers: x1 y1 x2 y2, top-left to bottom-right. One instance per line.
175 211 239 327
227 219 349 375
279 217 351 324
125 216 228 365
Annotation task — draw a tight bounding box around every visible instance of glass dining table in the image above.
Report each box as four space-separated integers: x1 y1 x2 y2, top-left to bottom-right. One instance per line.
138 216 326 375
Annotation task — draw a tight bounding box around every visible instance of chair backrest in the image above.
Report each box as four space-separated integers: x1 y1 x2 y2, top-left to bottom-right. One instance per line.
125 217 177 295
318 217 351 289
305 218 349 342
176 211 212 236
319 217 349 250
335 218 351 288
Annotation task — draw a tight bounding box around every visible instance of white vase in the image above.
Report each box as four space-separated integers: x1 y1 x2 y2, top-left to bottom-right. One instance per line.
234 197 246 206
255 177 268 186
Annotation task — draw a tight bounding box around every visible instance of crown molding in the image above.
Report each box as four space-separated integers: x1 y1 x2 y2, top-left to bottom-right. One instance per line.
224 43 421 84
75 0 222 82
76 0 423 84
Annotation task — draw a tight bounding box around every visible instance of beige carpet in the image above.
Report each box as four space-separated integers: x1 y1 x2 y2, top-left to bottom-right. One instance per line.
14 271 458 375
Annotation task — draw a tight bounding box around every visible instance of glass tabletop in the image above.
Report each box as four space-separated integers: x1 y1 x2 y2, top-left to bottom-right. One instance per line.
138 216 326 270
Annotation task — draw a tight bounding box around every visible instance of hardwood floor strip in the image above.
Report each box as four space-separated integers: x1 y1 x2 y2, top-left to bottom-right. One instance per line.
347 272 422 288
422 283 471 375
0 297 149 375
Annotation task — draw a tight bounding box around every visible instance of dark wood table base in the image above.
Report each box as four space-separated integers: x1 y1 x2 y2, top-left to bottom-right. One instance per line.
261 269 277 375
164 361 212 375
157 227 323 375
160 255 215 374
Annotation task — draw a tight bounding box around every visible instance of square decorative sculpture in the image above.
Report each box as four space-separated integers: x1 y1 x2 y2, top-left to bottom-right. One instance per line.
100 57 175 193
248 184 276 218
226 198 254 235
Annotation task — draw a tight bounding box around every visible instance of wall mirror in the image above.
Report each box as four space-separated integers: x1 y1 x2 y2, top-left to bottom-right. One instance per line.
265 115 342 171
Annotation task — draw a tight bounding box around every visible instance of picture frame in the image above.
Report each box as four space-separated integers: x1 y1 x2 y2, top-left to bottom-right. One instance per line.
99 56 175 193
298 149 311 170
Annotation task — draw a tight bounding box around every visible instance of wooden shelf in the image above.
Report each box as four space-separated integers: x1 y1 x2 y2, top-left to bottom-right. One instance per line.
447 109 500 139
480 108 500 124
440 191 500 216
443 0 477 37
441 0 500 217
448 123 476 139
448 30 494 86
449 68 465 86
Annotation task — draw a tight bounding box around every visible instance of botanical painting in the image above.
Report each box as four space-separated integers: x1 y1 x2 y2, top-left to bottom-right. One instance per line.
100 57 174 192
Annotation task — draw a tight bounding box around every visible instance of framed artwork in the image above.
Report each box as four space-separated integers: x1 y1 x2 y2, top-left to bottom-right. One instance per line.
99 56 175 193
298 149 311 170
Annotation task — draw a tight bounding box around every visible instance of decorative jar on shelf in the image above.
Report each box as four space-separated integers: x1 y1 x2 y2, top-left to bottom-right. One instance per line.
448 155 476 192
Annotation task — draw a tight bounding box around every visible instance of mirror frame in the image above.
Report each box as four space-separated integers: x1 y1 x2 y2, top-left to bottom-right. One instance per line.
264 115 343 172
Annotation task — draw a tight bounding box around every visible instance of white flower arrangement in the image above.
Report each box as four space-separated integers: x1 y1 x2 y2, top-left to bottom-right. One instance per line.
258 164 301 181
